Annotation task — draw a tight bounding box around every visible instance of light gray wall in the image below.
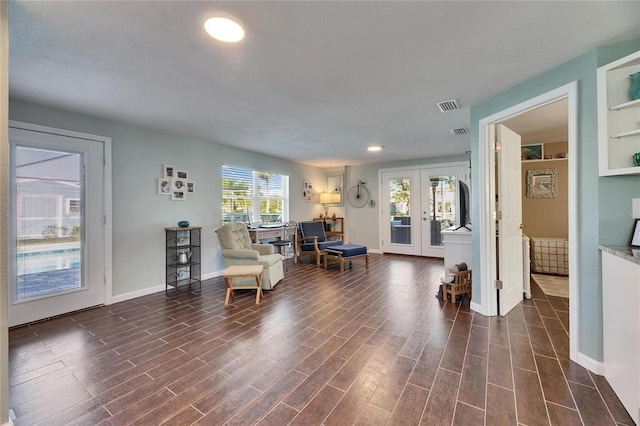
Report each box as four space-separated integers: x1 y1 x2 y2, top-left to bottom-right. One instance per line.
9 99 326 298
345 154 469 250
470 38 640 362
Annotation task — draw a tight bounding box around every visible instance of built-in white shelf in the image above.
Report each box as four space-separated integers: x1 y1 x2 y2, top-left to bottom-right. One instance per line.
609 98 640 111
522 158 568 163
597 50 640 176
611 128 640 139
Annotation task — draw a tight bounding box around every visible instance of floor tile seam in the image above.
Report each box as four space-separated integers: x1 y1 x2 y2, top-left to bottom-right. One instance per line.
570 378 620 424
518 331 553 425
458 319 488 414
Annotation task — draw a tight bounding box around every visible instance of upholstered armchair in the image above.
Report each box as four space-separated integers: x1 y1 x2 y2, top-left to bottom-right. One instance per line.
296 221 343 265
215 222 284 290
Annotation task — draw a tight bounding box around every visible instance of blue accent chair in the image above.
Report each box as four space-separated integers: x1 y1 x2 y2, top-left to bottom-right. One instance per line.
296 221 343 265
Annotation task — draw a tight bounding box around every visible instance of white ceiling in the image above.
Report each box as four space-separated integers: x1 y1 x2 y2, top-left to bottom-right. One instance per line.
503 98 568 145
8 1 639 167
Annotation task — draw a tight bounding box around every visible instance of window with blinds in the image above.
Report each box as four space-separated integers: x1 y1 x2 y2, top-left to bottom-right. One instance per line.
222 165 289 224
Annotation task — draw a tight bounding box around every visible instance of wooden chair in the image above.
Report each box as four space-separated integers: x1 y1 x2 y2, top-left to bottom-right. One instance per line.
443 270 472 304
295 221 343 265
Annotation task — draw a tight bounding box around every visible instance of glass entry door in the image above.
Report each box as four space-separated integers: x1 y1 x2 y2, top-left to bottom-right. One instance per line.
421 168 463 258
9 126 105 327
381 169 421 255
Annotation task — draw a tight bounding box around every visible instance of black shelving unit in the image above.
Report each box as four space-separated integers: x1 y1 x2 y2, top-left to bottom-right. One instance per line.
165 226 201 294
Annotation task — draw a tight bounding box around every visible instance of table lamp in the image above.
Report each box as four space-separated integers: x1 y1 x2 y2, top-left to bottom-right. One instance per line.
318 192 332 217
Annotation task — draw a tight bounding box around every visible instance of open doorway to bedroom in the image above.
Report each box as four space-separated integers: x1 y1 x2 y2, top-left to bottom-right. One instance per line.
478 82 578 362
502 98 571 329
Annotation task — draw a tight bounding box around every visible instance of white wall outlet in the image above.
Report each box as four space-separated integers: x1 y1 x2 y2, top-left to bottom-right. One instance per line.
633 198 640 219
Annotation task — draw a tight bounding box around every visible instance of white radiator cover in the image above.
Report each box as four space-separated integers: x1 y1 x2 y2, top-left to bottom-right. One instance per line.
530 237 569 276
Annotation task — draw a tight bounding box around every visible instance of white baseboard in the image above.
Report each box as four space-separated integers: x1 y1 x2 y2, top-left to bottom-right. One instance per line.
202 270 223 280
577 351 605 375
368 248 383 254
109 284 166 304
470 301 488 315
108 270 225 305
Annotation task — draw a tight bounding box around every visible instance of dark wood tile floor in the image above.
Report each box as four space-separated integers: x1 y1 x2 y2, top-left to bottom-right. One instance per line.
8 254 635 425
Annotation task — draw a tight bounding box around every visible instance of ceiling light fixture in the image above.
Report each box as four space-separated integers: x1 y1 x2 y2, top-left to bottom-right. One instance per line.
367 146 382 152
204 13 245 43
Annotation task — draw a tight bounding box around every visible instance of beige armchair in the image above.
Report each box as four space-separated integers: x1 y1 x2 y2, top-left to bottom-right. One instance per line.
215 222 284 290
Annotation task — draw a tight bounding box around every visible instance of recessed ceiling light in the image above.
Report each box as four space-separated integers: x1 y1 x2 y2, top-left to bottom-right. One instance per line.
367 146 382 152
204 13 245 43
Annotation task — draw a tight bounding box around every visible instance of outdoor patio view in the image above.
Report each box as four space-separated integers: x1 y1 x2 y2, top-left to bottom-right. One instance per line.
15 146 82 300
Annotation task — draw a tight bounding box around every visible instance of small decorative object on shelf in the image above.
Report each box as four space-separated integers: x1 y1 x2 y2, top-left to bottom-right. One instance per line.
178 220 190 227
630 71 640 101
165 226 201 294
634 152 640 166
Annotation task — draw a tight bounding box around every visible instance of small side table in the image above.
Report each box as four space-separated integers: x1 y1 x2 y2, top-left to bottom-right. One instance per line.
223 265 264 305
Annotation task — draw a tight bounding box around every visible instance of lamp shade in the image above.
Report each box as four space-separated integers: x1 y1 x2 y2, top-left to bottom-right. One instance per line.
318 192 333 204
331 193 341 203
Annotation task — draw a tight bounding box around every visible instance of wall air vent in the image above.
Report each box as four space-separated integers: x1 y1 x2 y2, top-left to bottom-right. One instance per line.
451 128 469 135
437 99 459 113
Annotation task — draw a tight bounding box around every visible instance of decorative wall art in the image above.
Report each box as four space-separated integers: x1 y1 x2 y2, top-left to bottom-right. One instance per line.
521 144 543 161
302 181 315 201
158 165 195 200
526 168 558 198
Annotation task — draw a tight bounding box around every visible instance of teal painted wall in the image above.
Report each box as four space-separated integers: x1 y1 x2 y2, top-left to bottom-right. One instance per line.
470 38 640 362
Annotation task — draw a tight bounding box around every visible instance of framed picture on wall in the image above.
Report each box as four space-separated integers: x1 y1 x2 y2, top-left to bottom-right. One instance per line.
163 164 175 178
631 219 640 247
157 178 171 195
526 168 558 198
521 144 543 161
186 181 195 194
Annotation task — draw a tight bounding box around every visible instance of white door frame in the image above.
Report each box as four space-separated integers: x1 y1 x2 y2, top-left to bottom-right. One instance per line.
477 82 578 361
8 121 113 309
378 161 468 256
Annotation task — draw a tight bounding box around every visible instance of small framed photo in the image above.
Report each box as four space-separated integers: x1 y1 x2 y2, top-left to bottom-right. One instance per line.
521 144 543 161
173 178 187 191
157 178 171 195
172 191 185 201
163 164 174 178
176 170 188 180
631 219 640 247
186 181 195 194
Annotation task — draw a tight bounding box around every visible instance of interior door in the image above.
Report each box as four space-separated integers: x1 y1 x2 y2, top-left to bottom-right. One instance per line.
8 126 105 327
381 169 421 255
420 167 465 258
497 124 524 315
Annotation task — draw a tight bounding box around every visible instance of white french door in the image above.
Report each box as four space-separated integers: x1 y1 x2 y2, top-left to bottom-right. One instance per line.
420 167 466 258
381 163 467 257
496 124 524 315
381 169 422 255
8 124 107 327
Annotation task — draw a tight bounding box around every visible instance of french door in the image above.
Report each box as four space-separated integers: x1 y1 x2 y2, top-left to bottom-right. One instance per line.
381 169 422 255
381 164 467 257
8 124 107 327
420 167 465 257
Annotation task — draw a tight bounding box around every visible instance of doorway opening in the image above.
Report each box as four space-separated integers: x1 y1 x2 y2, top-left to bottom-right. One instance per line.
503 98 570 317
478 82 579 362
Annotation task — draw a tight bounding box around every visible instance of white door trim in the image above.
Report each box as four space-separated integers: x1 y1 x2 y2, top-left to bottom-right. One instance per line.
378 161 468 256
477 82 578 362
8 120 113 306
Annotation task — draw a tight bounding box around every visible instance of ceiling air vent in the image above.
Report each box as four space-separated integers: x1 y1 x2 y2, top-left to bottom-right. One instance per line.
451 128 469 135
437 99 459 113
